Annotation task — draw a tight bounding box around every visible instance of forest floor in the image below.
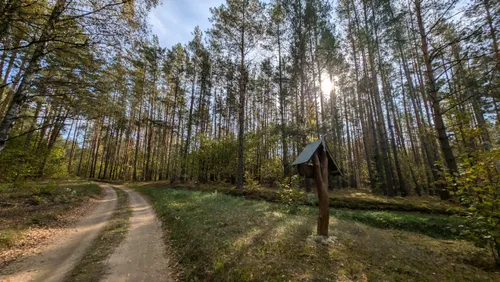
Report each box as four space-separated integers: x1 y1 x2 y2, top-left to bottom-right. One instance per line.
0 181 177 281
0 179 103 267
1 179 496 281
134 184 500 282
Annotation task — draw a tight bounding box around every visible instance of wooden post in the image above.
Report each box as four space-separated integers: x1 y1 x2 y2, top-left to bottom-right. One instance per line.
312 150 329 236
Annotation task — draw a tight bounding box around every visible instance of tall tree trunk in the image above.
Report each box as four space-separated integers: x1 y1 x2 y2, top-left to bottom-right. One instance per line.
277 19 289 178
133 101 143 181
237 11 246 189
182 71 196 182
415 0 458 199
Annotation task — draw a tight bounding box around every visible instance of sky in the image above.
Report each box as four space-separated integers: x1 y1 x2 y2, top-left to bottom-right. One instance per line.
147 0 334 94
148 0 224 48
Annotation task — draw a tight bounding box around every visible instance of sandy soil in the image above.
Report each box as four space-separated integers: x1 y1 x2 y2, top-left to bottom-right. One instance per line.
102 185 175 282
0 195 100 268
0 185 117 282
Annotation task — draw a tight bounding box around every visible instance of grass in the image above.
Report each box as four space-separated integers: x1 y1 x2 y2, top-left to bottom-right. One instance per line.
328 209 457 239
134 181 462 215
0 179 102 251
67 188 131 282
137 186 499 282
0 229 22 249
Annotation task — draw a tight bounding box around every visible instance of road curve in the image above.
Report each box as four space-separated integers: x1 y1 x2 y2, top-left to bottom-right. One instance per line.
0 185 117 282
102 185 174 282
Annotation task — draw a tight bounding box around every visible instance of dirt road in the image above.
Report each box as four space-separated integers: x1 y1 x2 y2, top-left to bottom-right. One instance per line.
0 184 175 282
102 185 174 282
0 185 118 282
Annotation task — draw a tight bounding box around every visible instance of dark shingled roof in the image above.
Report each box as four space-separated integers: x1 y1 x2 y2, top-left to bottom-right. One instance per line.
292 138 342 176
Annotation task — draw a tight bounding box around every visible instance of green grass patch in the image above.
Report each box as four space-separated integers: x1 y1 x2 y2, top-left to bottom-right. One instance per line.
0 229 23 249
328 209 456 239
135 182 462 215
137 186 498 281
0 180 102 203
67 188 131 282
31 213 58 226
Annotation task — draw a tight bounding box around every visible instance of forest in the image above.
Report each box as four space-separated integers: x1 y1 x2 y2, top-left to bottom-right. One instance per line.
0 0 499 276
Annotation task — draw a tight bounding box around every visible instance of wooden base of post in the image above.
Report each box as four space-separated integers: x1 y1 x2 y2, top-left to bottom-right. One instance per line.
312 150 329 236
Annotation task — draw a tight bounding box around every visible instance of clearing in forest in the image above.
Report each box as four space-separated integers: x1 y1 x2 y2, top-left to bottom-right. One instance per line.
136 185 500 282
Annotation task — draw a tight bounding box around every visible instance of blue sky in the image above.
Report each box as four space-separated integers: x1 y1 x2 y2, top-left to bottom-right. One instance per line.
148 0 224 48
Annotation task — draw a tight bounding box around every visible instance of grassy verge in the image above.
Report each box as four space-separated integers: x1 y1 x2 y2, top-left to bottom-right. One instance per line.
328 209 457 239
138 186 498 282
134 182 462 215
66 188 131 282
130 183 458 239
0 179 102 252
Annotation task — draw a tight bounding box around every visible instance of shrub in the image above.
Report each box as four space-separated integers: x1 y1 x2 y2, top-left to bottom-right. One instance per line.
31 195 43 205
32 213 57 226
278 175 305 214
453 148 500 265
40 181 56 195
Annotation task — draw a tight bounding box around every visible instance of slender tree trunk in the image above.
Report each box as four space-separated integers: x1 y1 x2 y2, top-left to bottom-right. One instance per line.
182 71 196 182
133 101 143 181
68 118 81 173
415 0 458 199
24 100 42 150
77 122 89 176
237 12 246 189
277 20 289 178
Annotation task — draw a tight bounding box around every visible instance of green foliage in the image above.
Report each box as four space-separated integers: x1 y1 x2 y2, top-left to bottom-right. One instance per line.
30 195 45 205
278 188 304 214
41 181 56 195
43 145 68 179
0 139 35 182
279 175 302 190
0 229 23 249
32 213 58 226
0 135 68 182
277 175 305 213
307 192 318 206
244 171 259 187
452 148 500 265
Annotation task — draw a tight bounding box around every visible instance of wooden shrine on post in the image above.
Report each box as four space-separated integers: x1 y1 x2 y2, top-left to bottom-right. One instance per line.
292 139 341 178
292 138 342 237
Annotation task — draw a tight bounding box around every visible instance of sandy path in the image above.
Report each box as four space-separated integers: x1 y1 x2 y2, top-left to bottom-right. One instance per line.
102 185 174 282
0 184 117 282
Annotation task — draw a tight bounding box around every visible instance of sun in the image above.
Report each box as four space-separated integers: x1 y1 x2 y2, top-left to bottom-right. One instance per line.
320 75 334 95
